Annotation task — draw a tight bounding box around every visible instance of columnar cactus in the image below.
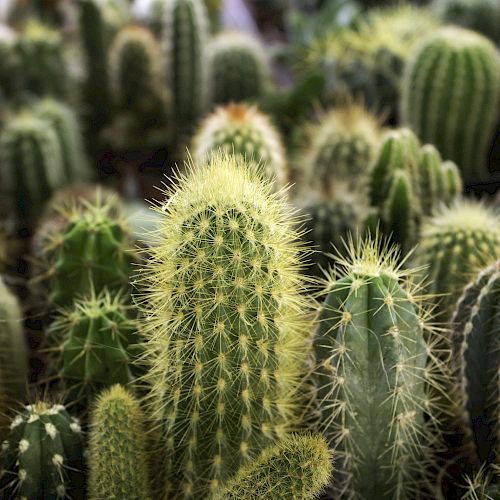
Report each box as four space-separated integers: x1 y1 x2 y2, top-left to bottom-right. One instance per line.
139 153 312 499
416 200 500 322
192 104 288 190
89 385 152 500
0 402 85 499
211 434 332 500
312 235 442 499
207 31 270 106
402 27 500 183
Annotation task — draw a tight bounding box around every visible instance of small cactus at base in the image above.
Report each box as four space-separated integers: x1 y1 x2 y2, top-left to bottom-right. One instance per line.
211 434 332 500
89 385 152 500
0 402 84 499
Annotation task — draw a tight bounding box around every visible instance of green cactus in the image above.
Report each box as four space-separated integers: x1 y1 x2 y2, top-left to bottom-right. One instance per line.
207 31 270 106
88 385 151 499
0 402 85 500
312 234 443 499
402 27 500 184
139 152 313 499
461 465 500 500
192 103 289 190
416 200 500 322
0 111 66 226
211 434 332 500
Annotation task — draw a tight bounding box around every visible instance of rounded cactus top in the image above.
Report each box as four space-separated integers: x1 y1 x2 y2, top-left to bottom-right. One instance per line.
421 25 498 50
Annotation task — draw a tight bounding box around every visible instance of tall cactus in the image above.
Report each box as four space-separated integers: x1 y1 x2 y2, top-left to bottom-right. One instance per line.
312 235 443 499
89 385 152 500
139 152 312 499
402 27 500 183
211 434 332 500
0 402 85 499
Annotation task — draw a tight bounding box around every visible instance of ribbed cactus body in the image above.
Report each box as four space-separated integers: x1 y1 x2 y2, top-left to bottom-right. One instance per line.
192 104 288 190
416 201 500 322
207 31 269 105
89 385 151 499
212 434 332 500
451 261 500 468
0 402 84 500
402 27 500 183
313 237 436 498
140 153 312 499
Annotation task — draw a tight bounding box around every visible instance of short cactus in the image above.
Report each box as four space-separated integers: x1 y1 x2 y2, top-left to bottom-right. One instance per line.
402 27 500 183
89 385 152 500
211 434 332 500
0 402 85 499
192 103 288 190
207 31 270 106
139 153 312 499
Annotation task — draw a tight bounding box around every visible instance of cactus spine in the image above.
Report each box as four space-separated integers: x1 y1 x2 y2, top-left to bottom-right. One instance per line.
0 402 85 499
89 385 152 500
139 153 312 499
402 27 500 183
211 434 332 500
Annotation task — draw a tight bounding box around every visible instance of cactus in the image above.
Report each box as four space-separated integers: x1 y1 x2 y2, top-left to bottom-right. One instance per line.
0 402 85 499
211 434 332 500
461 465 500 500
402 27 500 183
0 111 66 226
416 200 500 322
0 25 18 108
312 234 443 499
163 0 209 140
88 385 151 499
139 152 312 499
207 31 270 106
192 104 288 190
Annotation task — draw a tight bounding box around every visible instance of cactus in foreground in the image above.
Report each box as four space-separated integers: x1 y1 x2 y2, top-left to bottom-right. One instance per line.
0 402 85 499
416 200 500 322
212 434 332 500
207 31 270 106
192 104 288 190
461 465 500 500
402 27 500 183
312 235 443 499
89 385 151 499
451 260 500 469
139 153 312 499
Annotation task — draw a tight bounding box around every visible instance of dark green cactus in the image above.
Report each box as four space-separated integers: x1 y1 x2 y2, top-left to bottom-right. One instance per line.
402 27 500 183
0 402 85 500
89 385 152 500
211 434 332 500
139 152 313 499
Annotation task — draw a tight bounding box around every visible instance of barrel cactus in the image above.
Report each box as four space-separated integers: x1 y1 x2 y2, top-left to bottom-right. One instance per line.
192 103 288 190
402 27 500 183
0 402 85 499
139 152 312 499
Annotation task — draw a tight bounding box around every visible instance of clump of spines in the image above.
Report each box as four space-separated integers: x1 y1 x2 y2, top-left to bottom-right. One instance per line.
89 385 152 500
139 152 313 498
0 402 84 499
211 434 332 500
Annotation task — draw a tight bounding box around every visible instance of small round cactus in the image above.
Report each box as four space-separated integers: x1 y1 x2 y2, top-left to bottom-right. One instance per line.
192 103 288 190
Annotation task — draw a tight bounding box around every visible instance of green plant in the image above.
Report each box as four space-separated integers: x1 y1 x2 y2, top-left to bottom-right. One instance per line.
192 103 289 190
402 27 500 184
461 465 500 500
138 152 313 499
0 401 85 499
211 434 332 499
89 384 151 499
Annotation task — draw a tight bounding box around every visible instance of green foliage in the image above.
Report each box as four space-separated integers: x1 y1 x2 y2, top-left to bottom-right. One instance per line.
211 434 332 500
402 27 500 184
89 385 152 500
0 402 85 499
139 153 313 499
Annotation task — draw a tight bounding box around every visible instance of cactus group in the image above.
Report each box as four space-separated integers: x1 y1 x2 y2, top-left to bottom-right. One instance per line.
139 153 312 498
402 27 500 183
89 385 152 499
0 402 85 499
